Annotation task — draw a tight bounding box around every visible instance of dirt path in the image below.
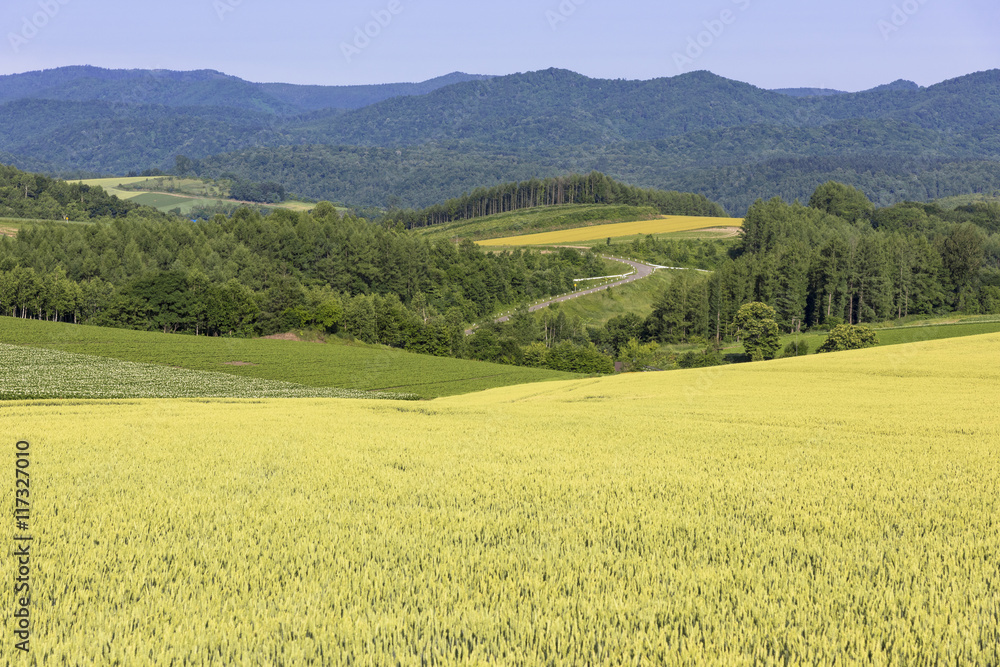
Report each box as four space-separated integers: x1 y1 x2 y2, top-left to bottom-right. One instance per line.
465 255 658 334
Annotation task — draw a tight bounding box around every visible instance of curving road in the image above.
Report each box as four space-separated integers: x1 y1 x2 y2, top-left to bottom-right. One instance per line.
466 256 659 333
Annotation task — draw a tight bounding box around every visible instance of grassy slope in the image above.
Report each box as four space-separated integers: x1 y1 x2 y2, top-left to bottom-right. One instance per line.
536 269 676 327
4 334 998 662
411 204 661 242
0 317 578 399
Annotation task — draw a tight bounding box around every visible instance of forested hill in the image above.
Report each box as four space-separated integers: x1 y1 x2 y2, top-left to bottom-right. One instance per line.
0 200 616 371
258 72 494 112
2 66 1000 213
284 68 1000 147
0 66 490 112
390 172 727 229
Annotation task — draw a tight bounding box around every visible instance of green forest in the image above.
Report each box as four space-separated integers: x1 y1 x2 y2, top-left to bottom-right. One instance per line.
2 158 998 374
0 165 620 370
464 182 1000 369
3 67 1000 214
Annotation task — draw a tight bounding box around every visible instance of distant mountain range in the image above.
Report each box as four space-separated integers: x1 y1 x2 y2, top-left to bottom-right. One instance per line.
0 66 491 112
771 79 922 97
0 65 998 214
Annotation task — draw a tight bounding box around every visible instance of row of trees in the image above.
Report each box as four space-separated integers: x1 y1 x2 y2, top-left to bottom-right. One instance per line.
0 164 144 221
388 172 727 228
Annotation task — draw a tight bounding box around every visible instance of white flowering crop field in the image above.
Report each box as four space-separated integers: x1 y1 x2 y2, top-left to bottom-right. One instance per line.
0 343 414 400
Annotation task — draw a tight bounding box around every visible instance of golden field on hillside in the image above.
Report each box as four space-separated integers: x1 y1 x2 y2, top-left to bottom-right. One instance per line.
476 215 742 246
1 334 998 664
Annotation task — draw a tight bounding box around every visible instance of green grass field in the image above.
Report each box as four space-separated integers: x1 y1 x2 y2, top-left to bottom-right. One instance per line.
0 343 410 400
773 319 1000 356
75 176 153 191
78 176 226 202
412 204 662 242
75 176 320 216
0 317 578 399
128 192 200 210
933 192 1000 209
534 269 678 327
2 333 997 662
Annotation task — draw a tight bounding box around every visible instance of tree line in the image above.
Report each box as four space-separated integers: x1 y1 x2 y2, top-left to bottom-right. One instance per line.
637 183 1000 347
387 172 727 228
0 164 146 221
0 202 609 354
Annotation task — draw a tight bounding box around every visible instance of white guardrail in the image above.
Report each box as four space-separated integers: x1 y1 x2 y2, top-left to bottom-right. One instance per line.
573 272 635 282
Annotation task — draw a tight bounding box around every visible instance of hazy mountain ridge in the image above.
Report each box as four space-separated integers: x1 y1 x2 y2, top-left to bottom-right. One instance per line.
0 65 998 213
772 88 847 97
0 66 492 112
259 72 494 111
303 68 998 145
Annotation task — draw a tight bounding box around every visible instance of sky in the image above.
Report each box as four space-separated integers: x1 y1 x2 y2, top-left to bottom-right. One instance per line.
0 0 996 91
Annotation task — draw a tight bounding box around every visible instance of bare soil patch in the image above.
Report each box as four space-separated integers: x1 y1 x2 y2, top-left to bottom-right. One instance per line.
261 331 326 343
694 226 741 237
262 332 305 342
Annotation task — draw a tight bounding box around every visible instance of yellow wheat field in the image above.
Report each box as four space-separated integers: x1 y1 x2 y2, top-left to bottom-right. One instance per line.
476 215 742 246
1 334 998 664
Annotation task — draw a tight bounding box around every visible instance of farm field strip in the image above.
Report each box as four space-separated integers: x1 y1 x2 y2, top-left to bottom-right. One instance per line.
414 204 662 242
0 317 578 398
2 333 998 663
75 176 153 190
74 177 318 214
0 343 411 400
764 320 1000 358
477 215 742 246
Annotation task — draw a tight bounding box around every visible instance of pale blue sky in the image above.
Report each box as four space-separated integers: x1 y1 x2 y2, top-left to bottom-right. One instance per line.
0 0 996 90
